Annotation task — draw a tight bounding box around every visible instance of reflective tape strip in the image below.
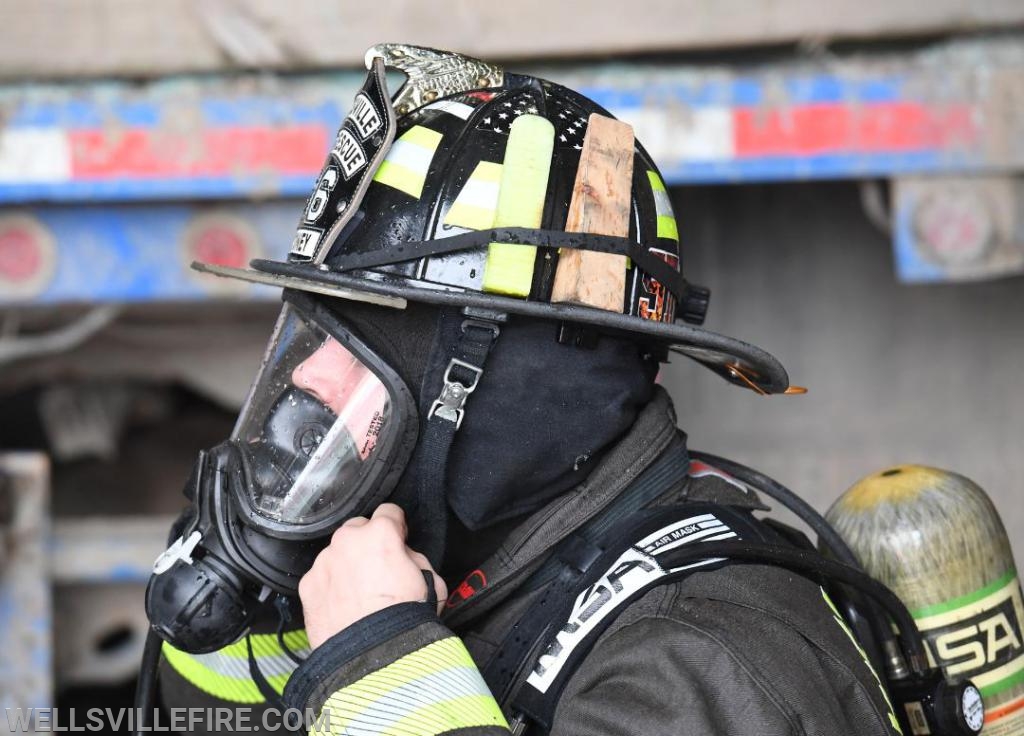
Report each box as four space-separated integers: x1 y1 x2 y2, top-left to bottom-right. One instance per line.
162 630 309 704
372 126 443 199
483 115 554 297
424 100 475 120
163 644 268 703
821 589 902 734
647 170 679 241
313 636 506 736
657 215 679 242
443 161 502 230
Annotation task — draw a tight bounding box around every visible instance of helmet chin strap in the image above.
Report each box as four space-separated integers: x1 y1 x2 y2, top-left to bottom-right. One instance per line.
396 307 504 567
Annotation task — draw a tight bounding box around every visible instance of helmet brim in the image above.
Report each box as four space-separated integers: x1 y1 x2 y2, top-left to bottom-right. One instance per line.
194 259 793 395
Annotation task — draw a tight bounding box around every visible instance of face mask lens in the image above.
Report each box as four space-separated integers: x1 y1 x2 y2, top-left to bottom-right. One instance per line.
231 303 397 525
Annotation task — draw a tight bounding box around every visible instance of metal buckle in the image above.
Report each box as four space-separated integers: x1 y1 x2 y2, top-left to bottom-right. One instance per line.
428 358 484 428
508 713 529 736
461 318 501 340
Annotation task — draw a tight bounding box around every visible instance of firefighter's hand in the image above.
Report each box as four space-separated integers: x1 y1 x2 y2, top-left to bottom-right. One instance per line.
298 503 447 649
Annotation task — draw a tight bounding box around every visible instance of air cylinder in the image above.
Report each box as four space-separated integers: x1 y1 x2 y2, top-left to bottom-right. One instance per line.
827 465 1024 735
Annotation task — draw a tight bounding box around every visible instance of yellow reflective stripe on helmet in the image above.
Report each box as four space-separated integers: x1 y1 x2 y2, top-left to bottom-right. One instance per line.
373 125 443 198
657 214 679 242
647 170 679 242
162 630 309 704
482 115 555 297
312 636 507 736
444 161 503 231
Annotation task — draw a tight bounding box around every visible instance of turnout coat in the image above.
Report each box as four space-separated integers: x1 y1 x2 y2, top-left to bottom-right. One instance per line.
162 389 899 736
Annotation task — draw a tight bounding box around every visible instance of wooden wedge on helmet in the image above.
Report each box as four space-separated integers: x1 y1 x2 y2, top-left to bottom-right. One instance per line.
550 113 634 312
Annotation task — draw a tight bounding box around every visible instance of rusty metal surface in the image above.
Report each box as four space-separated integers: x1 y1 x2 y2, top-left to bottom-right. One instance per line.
0 38 1021 304
0 36 1022 206
0 461 178 699
0 74 361 202
0 454 52 722
48 517 173 686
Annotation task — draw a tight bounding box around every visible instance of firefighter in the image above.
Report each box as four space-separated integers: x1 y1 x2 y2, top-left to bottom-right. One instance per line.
145 44 909 735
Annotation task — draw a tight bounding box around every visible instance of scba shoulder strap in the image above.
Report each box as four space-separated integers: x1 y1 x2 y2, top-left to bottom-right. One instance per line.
482 458 979 736
501 516 942 736
481 502 782 735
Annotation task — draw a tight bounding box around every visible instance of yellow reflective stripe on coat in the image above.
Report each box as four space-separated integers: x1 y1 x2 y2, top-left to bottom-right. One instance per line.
163 630 310 704
820 588 902 734
312 636 507 736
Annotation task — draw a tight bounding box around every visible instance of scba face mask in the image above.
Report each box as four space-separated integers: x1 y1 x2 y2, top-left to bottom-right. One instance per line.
234 295 417 530
145 291 417 653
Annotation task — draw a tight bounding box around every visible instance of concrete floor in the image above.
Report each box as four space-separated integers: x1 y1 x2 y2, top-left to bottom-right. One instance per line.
660 181 1024 550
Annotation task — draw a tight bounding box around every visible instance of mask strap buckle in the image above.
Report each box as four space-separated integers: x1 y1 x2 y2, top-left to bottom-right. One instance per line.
427 318 500 428
429 358 484 428
408 313 502 567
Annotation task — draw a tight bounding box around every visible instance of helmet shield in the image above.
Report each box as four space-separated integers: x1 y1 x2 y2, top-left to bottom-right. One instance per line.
231 292 416 534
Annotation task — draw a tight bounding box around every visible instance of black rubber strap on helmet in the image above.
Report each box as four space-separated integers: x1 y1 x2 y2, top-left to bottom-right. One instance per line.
326 227 689 301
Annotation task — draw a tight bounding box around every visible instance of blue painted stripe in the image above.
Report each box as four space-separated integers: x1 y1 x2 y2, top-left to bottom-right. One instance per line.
659 151 967 183
580 78 759 108
108 100 163 126
782 74 903 104
578 73 902 110
0 74 361 129
0 175 317 204
0 202 298 305
4 98 348 129
3 96 104 127
199 97 349 126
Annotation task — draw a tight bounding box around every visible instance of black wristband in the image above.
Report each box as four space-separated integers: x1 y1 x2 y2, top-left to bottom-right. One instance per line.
283 601 437 711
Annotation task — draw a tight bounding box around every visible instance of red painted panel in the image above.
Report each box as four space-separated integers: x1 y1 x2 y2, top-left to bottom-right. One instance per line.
69 125 329 179
733 102 978 157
